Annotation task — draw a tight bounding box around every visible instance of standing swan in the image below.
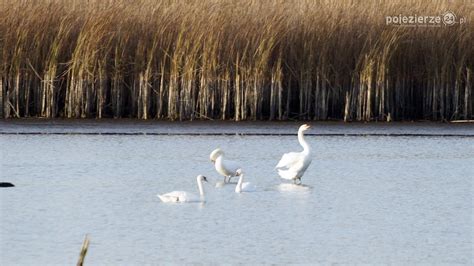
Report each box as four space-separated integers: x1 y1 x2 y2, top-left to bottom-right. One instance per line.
275 124 312 185
210 148 241 184
235 171 256 193
158 175 208 203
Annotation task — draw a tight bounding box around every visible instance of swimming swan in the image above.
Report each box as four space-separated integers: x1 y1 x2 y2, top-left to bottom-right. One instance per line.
275 124 312 185
210 148 241 184
158 175 208 203
235 172 256 193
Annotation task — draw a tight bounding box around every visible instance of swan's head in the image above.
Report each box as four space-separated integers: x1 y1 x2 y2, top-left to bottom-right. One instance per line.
197 175 208 183
299 124 311 132
210 148 223 163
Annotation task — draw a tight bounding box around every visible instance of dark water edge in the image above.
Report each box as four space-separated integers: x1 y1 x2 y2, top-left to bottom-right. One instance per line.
1 118 473 136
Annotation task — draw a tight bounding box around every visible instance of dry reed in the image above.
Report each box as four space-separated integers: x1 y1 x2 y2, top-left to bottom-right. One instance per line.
1 0 472 121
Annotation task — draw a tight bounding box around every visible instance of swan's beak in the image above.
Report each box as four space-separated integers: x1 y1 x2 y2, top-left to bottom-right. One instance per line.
203 176 208 182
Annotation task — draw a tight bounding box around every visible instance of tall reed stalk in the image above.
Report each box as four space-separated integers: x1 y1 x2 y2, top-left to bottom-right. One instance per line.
1 0 472 121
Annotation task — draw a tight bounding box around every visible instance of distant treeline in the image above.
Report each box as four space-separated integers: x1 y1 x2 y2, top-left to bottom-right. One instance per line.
1 0 472 121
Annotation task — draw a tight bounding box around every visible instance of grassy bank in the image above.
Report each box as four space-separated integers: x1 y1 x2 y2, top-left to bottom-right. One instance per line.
1 0 472 121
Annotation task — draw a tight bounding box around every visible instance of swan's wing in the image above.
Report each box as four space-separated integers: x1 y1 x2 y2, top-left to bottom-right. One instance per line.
158 191 188 202
277 154 312 180
275 152 304 169
221 158 241 176
277 167 302 180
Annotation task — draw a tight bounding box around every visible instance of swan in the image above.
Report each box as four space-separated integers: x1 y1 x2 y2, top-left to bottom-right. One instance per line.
235 172 256 193
157 175 208 203
275 124 312 185
210 148 241 184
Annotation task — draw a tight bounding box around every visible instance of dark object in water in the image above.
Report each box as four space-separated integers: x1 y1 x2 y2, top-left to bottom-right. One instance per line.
0 182 15 187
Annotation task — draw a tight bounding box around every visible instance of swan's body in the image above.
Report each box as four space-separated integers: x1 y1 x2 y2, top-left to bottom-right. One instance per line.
158 175 208 203
158 191 199 203
275 124 312 185
235 173 256 193
210 148 241 184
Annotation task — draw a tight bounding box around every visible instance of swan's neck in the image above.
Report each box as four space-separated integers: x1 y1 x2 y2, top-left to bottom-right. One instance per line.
197 177 205 196
235 174 244 193
298 129 310 154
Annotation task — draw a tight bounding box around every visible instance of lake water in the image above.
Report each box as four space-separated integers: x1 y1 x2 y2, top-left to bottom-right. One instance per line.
1 121 473 265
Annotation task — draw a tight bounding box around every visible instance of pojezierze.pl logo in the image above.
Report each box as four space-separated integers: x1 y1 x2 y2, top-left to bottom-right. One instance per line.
386 11 466 27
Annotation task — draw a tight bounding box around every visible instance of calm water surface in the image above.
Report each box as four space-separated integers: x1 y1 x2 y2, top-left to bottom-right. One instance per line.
1 123 473 265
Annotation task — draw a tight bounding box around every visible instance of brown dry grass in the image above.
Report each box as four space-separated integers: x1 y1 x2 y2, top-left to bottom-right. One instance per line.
1 0 472 120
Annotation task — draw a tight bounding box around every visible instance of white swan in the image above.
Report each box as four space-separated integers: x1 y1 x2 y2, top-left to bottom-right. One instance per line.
275 124 312 185
158 175 208 203
210 148 241 184
235 172 256 193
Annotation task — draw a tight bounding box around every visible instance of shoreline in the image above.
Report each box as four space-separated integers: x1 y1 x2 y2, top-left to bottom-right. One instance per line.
2 117 474 123
1 118 473 137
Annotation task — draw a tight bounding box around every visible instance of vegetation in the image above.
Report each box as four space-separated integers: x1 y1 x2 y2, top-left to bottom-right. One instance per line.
1 0 472 121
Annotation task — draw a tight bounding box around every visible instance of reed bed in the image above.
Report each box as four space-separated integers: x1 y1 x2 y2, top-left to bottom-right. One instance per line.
1 0 472 121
